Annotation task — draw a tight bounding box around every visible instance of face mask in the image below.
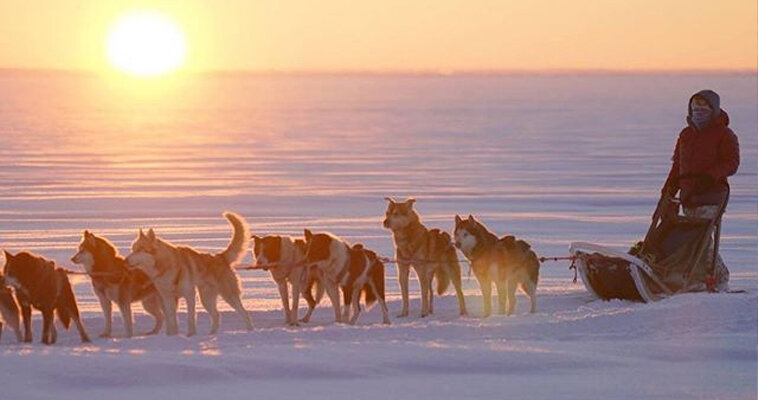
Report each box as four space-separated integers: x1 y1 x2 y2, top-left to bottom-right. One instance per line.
690 101 713 128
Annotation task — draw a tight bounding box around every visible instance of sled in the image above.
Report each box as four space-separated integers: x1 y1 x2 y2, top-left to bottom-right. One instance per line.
570 179 729 302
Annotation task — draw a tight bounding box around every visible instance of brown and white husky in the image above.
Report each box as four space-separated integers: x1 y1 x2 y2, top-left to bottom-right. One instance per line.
3 251 90 344
251 234 323 325
383 198 467 318
71 231 163 337
125 212 254 336
453 215 539 317
302 230 390 324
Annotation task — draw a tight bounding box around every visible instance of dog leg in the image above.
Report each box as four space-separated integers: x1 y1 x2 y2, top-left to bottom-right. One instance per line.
198 288 220 334
418 270 432 318
50 321 57 344
162 292 179 336
222 292 253 331
142 295 164 335
428 275 434 315
276 281 291 324
95 291 112 338
20 303 32 343
289 277 301 327
505 278 518 316
480 277 492 318
449 263 468 316
186 290 197 337
117 302 134 338
369 279 391 325
300 285 317 323
520 281 537 313
397 262 410 318
348 284 362 325
495 279 507 315
341 288 352 322
324 281 342 324
41 309 54 345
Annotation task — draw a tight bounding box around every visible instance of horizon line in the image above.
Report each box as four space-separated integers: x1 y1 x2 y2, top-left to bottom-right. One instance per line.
0 66 755 77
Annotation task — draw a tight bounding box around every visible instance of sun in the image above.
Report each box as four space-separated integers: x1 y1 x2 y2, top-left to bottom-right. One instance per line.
106 11 186 77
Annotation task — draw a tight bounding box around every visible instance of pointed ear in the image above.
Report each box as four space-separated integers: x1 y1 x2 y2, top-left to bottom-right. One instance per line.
147 228 156 241
139 228 145 238
85 232 96 246
83 230 90 238
406 197 416 207
2 250 11 260
467 214 474 222
384 197 396 204
455 215 463 225
304 229 312 241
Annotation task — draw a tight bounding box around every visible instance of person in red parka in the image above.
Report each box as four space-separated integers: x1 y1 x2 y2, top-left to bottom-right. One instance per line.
664 89 740 291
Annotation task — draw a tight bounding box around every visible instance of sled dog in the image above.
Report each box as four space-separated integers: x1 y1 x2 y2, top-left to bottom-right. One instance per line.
2 251 90 344
0 275 22 343
71 231 164 337
252 234 323 325
453 215 539 316
383 198 467 318
302 230 390 324
126 212 254 336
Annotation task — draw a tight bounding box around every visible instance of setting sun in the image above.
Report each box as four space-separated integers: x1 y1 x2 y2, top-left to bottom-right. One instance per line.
106 10 186 77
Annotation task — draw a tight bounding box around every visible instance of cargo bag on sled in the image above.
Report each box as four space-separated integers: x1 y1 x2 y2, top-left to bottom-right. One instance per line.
569 181 729 302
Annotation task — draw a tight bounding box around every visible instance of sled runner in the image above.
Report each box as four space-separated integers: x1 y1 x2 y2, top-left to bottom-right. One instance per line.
570 179 729 302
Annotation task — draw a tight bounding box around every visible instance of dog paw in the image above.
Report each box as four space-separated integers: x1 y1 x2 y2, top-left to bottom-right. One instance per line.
395 312 409 318
99 332 111 338
299 317 311 323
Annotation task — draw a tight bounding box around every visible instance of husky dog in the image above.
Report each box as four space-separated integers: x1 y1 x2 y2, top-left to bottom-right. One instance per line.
251 235 323 325
302 230 390 324
71 231 164 337
453 215 539 316
383 198 467 318
0 275 22 343
125 212 254 336
2 251 90 344
344 244 390 325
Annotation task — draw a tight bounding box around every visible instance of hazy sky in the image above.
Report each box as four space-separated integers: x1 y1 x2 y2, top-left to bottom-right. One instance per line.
1 0 755 72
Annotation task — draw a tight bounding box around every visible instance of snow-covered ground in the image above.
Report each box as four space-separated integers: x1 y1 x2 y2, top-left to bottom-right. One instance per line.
1 72 756 399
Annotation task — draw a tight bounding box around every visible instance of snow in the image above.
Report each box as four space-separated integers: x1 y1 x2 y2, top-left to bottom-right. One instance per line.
0 72 756 399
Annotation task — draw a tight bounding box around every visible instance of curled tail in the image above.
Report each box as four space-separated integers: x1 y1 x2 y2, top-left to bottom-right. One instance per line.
220 211 250 265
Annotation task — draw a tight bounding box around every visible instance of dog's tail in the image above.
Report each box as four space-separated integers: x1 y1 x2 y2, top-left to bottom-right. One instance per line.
55 270 79 330
435 248 456 295
527 250 540 285
220 211 250 265
363 259 385 308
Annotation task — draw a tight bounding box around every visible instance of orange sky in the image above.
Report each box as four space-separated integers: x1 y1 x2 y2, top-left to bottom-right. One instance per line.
0 0 755 73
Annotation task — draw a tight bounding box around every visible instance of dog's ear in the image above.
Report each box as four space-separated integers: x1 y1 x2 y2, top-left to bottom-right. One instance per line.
2 250 11 261
467 214 475 222
384 197 396 204
139 228 145 238
406 197 416 207
455 215 463 225
304 229 312 241
251 234 259 242
147 228 156 241
85 232 96 246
